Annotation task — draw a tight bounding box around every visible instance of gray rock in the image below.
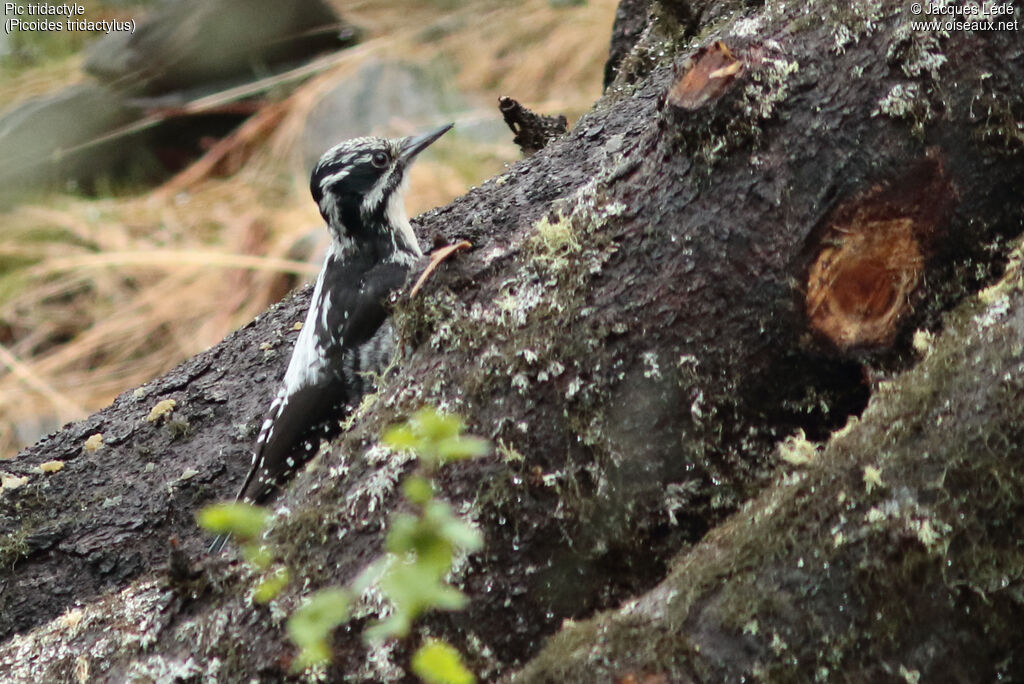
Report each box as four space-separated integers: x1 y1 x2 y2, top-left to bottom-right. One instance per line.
0 83 151 207
301 59 507 168
84 0 357 95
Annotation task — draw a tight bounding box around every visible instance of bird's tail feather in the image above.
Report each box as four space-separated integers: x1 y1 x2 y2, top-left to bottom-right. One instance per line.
208 533 231 554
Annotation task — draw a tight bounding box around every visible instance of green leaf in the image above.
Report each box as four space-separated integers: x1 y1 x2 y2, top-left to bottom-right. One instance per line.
253 566 290 604
403 475 434 505
242 543 274 569
379 561 434 621
382 424 419 451
385 513 420 554
196 502 269 541
414 539 456 580
291 640 331 672
412 640 475 684
374 562 468 639
438 517 484 554
429 584 471 611
365 408 491 650
422 498 454 523
287 588 351 669
411 408 463 443
423 500 483 552
350 556 390 595
383 407 490 470
364 612 411 644
436 436 490 463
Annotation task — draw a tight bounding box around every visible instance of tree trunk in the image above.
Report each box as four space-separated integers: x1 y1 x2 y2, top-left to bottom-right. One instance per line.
514 243 1024 683
1 0 1022 680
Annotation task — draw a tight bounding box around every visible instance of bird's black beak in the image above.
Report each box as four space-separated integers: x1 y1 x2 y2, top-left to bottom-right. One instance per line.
399 123 453 162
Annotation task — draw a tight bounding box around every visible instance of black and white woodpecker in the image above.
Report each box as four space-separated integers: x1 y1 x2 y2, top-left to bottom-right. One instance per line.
209 123 453 553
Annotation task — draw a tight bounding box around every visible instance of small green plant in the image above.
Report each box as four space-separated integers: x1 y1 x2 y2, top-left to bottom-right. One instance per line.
197 407 488 681
412 639 476 684
369 409 488 638
287 588 351 671
196 502 290 603
196 501 268 543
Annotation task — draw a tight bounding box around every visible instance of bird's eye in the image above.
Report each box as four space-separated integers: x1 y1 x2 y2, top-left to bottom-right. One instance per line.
371 151 389 168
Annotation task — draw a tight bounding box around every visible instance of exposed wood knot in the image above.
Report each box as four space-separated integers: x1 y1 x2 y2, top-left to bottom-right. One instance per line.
666 41 743 111
805 157 955 350
806 217 922 348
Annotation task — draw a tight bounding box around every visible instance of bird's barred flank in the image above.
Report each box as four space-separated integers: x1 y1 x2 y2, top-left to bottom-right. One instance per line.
208 123 453 553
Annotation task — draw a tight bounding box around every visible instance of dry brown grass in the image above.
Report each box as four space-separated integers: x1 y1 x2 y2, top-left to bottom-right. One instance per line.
0 54 83 103
0 0 616 458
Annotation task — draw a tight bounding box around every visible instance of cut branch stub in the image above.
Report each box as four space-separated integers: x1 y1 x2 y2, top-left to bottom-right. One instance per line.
665 40 743 111
805 157 956 350
498 96 569 156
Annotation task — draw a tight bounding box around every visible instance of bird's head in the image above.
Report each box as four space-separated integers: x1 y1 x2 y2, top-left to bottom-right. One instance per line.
310 123 453 261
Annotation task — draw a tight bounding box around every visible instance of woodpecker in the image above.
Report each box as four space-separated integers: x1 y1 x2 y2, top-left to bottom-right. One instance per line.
209 123 453 553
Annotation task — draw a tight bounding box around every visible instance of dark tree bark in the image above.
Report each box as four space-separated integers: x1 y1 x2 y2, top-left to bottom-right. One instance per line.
514 245 1024 683
603 0 653 87
1 0 1022 680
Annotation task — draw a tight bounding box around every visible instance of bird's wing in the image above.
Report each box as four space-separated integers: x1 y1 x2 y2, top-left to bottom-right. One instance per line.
231 259 412 507
210 259 413 554
322 259 409 347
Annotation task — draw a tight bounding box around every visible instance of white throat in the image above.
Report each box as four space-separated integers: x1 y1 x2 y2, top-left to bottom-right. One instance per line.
384 174 422 259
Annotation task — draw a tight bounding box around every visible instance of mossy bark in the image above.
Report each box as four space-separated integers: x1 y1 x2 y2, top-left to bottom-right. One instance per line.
1 0 1022 680
514 243 1024 682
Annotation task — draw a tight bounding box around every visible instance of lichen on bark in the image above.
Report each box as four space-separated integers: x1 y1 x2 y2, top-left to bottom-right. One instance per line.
1 0 1022 680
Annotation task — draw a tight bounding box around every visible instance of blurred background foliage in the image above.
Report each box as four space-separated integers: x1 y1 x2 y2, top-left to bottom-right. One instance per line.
0 0 615 459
